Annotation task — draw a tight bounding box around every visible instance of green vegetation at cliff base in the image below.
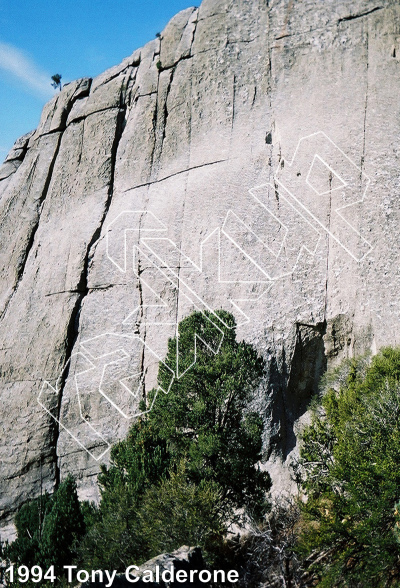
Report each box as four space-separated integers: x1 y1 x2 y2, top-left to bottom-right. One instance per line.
5 315 400 587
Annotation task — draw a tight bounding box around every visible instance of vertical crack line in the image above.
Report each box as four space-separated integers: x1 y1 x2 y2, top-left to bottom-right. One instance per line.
76 116 86 170
149 51 162 179
126 66 139 109
266 9 274 184
174 172 189 344
175 46 195 337
280 344 289 458
174 9 195 56
187 55 194 170
324 173 333 321
87 102 127 266
59 79 92 132
189 8 199 55
251 85 257 108
172 11 198 344
160 67 176 162
52 291 83 488
361 28 369 177
52 100 127 478
231 74 237 133
136 184 153 402
137 252 147 403
0 133 63 324
136 207 148 404
274 180 280 207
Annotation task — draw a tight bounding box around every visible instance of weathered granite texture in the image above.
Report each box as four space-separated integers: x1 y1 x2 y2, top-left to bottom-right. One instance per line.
1 0 400 538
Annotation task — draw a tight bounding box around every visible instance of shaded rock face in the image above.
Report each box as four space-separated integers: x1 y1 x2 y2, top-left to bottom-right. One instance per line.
0 0 399 537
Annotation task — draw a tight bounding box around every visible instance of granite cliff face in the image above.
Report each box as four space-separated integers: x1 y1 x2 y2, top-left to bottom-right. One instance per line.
1 0 399 538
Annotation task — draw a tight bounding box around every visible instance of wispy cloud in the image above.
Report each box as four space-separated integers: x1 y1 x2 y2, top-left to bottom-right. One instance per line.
0 41 54 99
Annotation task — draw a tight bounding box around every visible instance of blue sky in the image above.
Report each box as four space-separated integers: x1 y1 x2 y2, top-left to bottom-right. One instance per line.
0 0 195 159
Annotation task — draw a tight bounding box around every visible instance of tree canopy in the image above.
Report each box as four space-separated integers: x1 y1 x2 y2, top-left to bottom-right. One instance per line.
147 309 271 515
4 475 85 580
80 310 271 569
51 74 62 91
296 348 400 586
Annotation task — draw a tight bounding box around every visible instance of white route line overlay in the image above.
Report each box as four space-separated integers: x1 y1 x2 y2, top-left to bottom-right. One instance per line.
38 336 175 461
38 131 373 460
276 131 373 262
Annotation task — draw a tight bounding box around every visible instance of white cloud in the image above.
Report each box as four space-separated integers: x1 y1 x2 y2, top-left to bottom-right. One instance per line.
0 41 54 99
